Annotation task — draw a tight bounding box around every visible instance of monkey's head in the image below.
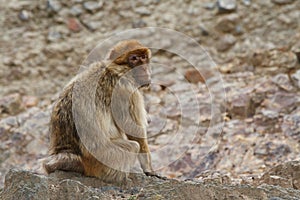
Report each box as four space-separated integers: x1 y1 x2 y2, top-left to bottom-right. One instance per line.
107 40 152 87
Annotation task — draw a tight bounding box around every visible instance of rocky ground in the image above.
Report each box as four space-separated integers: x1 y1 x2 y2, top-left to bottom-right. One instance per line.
0 0 300 198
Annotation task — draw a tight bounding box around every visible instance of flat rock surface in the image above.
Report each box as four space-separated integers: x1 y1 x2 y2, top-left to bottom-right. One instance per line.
1 169 300 200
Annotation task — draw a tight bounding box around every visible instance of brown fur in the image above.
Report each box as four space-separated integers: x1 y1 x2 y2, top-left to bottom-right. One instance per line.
43 40 157 183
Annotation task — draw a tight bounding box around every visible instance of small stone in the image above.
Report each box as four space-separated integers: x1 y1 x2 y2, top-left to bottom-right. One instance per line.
278 14 292 25
216 34 236 52
282 109 300 141
70 5 83 16
199 23 209 36
271 74 294 91
81 20 101 31
83 1 103 12
291 42 300 63
47 31 61 42
242 0 251 6
291 70 300 89
215 14 239 33
184 69 204 84
132 20 147 28
135 7 151 15
228 92 253 118
163 13 173 22
22 96 39 108
18 10 31 21
267 92 298 113
271 0 295 5
47 0 62 12
1 116 19 127
0 93 24 116
203 2 216 10
251 49 298 75
219 63 234 73
67 18 82 33
217 0 237 13
260 109 279 119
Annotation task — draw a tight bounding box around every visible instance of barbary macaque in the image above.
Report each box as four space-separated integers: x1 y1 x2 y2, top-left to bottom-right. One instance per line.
43 40 161 183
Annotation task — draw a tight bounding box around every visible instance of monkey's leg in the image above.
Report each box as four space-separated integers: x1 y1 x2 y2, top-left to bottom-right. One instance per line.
43 153 84 174
126 136 153 172
82 138 140 183
126 135 167 179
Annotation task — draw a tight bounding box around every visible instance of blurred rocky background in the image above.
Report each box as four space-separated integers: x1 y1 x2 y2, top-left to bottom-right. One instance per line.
0 0 300 198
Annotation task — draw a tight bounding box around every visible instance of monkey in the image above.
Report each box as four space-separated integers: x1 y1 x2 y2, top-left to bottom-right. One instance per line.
43 40 162 183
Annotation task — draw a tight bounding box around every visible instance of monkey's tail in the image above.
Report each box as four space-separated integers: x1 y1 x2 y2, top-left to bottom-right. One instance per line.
43 153 84 174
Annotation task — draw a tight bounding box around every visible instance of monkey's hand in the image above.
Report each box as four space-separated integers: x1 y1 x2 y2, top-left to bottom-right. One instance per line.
144 171 167 180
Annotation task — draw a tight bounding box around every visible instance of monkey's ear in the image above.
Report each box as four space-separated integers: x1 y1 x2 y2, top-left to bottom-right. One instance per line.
107 49 117 61
146 48 152 59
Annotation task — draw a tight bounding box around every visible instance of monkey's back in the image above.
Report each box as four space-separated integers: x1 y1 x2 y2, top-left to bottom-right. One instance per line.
48 62 113 157
49 83 82 156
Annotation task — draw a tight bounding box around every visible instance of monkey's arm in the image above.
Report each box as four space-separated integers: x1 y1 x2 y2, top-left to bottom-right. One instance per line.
111 88 166 179
111 89 153 171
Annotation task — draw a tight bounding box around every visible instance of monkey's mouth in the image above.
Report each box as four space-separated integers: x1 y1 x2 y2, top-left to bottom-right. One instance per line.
136 76 151 88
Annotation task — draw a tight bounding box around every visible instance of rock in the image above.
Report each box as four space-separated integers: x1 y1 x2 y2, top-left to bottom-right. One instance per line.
132 19 147 28
260 109 279 119
67 18 82 33
22 96 39 108
263 92 299 113
271 73 294 91
70 5 83 16
216 34 236 52
0 93 24 117
271 0 295 5
228 92 254 118
83 1 103 12
278 13 293 25
1 169 300 199
202 2 215 10
18 10 32 21
291 42 300 63
81 20 101 32
242 0 251 6
184 69 204 83
291 69 300 89
215 14 239 33
217 0 237 13
134 7 151 15
259 161 300 189
47 0 62 13
250 49 298 75
199 23 209 36
47 31 61 42
282 109 300 141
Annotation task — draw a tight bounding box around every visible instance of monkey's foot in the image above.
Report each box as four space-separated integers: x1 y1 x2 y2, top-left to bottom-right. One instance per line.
144 172 167 180
43 153 84 174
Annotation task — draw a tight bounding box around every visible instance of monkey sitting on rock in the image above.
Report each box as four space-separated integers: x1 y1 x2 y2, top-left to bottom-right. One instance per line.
43 40 162 183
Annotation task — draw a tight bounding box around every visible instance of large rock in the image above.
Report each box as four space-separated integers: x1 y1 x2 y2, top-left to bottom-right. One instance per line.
258 161 300 190
1 169 300 200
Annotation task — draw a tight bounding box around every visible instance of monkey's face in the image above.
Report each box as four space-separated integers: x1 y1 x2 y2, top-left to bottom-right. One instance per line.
128 53 151 87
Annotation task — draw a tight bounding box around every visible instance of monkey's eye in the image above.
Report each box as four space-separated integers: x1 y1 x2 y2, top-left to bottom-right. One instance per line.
140 54 147 59
129 55 138 61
